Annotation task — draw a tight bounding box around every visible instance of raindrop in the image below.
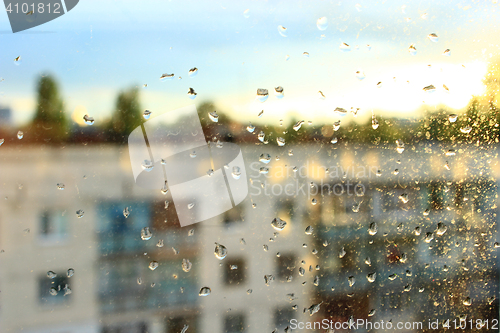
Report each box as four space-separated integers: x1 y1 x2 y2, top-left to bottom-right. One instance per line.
460 125 472 134
243 9 250 18
388 274 397 281
348 276 356 287
83 114 95 125
264 274 275 286
188 67 198 77
259 153 271 164
47 271 57 279
208 111 219 122
214 243 228 260
334 107 348 117
408 44 417 55
436 223 447 236
399 193 409 203
298 267 305 276
49 287 58 296
305 226 314 235
428 33 439 42
277 25 287 37
246 123 255 133
317 17 328 30
276 137 286 146
67 268 74 278
190 151 196 158
339 247 346 258
448 114 458 122
123 207 130 218
76 210 84 218
368 309 376 317
365 257 371 266
0 139 4 146
141 160 154 172
14 56 21 65
187 202 195 209
443 49 451 56
271 217 287 231
256 88 269 102
17 131 23 139
414 226 422 236
57 183 65 190
313 276 320 286
257 131 265 142
182 259 192 272
231 166 241 179
340 42 351 51
187 88 197 99
355 70 365 80
367 272 376 283
302 52 309 58
333 120 341 131
293 120 304 131
463 297 472 306
141 227 152 240
423 85 436 93
199 287 211 296
149 261 159 271
275 86 284 98
156 239 164 247
424 232 434 243
368 222 378 235
285 54 290 61
330 137 338 144
160 73 174 81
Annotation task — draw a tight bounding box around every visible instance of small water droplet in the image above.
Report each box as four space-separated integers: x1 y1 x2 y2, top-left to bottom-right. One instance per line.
333 120 341 131
199 286 211 296
348 276 356 287
423 85 436 93
340 42 351 51
367 272 376 283
277 25 287 37
182 259 192 272
47 271 57 279
187 88 197 99
355 70 365 80
246 123 255 133
276 137 286 146
160 73 174 81
141 227 152 240
460 125 472 134
123 207 130 218
271 217 287 231
76 210 84 218
83 114 95 125
316 17 328 30
231 166 241 179
149 261 159 270
264 274 275 286
17 131 23 139
448 114 458 122
368 222 378 235
256 88 268 102
208 111 218 122
305 226 314 235
214 243 227 260
396 139 405 153
188 67 198 77
14 56 21 65
443 49 451 56
428 33 438 42
141 160 154 172
187 202 195 209
156 239 164 247
408 44 417 55
274 86 284 98
339 247 346 258
399 193 409 203
463 297 472 306
424 232 434 243
302 52 309 58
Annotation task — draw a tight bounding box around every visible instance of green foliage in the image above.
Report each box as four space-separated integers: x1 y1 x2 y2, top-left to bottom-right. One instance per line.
107 87 142 143
31 75 68 143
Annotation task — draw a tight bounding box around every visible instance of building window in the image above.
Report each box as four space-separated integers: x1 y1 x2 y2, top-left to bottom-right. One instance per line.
166 316 196 333
224 258 246 285
223 205 244 227
276 254 296 282
101 322 148 333
39 210 67 240
274 308 296 332
224 314 245 333
39 273 71 305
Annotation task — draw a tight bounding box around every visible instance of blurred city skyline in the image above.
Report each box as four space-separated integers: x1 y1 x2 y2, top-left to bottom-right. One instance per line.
0 0 499 126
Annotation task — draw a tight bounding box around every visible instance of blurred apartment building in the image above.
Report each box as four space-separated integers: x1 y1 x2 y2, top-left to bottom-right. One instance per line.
0 142 498 333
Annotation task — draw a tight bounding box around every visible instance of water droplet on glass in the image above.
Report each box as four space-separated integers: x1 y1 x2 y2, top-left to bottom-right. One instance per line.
243 8 250 18
156 239 164 247
443 49 451 56
423 85 436 93
388 274 398 281
123 207 130 218
399 193 409 203
355 70 365 80
274 86 284 98
436 222 447 236
408 44 417 56
305 226 314 235
414 226 422 236
199 286 211 296
141 160 154 172
339 247 346 258
463 297 472 306
313 276 320 286
214 243 227 260
56 183 65 190
149 261 159 271
49 287 58 296
396 139 405 153
307 302 322 316
318 91 326 100
246 123 255 133
14 56 21 65
47 271 57 279
188 67 198 77
334 107 348 117
256 88 268 102
428 33 438 42
340 42 351 51
277 25 287 37
271 217 287 231
76 210 84 218
83 114 95 125
259 153 271 164
187 202 195 209
277 137 286 146
187 88 197 99
17 131 23 139
208 111 218 122
348 276 356 287
448 114 458 122
368 222 378 235
231 166 241 179
424 232 434 243
330 137 338 144
182 259 192 272
141 227 152 240
333 120 341 131
316 17 328 30
160 73 174 81
365 257 371 266
460 125 472 134
367 272 376 283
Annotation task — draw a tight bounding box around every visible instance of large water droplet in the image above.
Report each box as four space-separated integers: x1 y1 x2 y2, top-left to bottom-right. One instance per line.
367 272 376 283
76 210 84 218
47 271 57 279
305 226 314 235
83 114 95 125
231 166 241 179
141 160 154 172
214 243 228 260
348 276 356 287
423 85 436 93
317 17 328 30
271 217 287 231
275 86 284 99
199 287 211 296
160 73 175 81
460 125 472 134
17 131 23 139
277 137 286 146
246 123 255 133
368 222 378 235
141 227 152 240
259 153 271 164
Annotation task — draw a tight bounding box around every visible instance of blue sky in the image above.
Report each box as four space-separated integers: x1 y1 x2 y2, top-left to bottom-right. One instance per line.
0 0 499 126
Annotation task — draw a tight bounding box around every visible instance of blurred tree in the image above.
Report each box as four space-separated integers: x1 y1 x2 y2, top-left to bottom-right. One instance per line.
107 87 142 143
31 75 68 143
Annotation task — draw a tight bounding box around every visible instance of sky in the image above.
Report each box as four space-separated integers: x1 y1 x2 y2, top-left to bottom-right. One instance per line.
0 0 499 126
